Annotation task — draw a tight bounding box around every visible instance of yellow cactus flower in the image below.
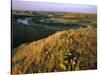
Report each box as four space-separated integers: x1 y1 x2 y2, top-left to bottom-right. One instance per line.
59 63 66 70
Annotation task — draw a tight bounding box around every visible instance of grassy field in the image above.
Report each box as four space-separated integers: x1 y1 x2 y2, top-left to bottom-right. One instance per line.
12 28 97 74
12 11 97 74
12 11 96 48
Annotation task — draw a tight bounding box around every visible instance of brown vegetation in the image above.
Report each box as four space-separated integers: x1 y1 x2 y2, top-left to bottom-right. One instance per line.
12 28 97 74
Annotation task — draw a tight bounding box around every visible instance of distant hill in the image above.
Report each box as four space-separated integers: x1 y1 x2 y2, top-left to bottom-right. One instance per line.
12 28 97 74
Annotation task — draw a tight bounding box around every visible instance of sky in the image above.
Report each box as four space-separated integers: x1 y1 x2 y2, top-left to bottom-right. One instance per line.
12 0 97 14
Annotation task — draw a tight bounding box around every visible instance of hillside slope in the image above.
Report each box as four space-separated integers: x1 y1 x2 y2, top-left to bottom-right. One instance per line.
12 28 97 74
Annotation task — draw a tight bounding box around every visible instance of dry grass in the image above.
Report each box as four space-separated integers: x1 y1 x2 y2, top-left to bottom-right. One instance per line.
12 28 97 74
